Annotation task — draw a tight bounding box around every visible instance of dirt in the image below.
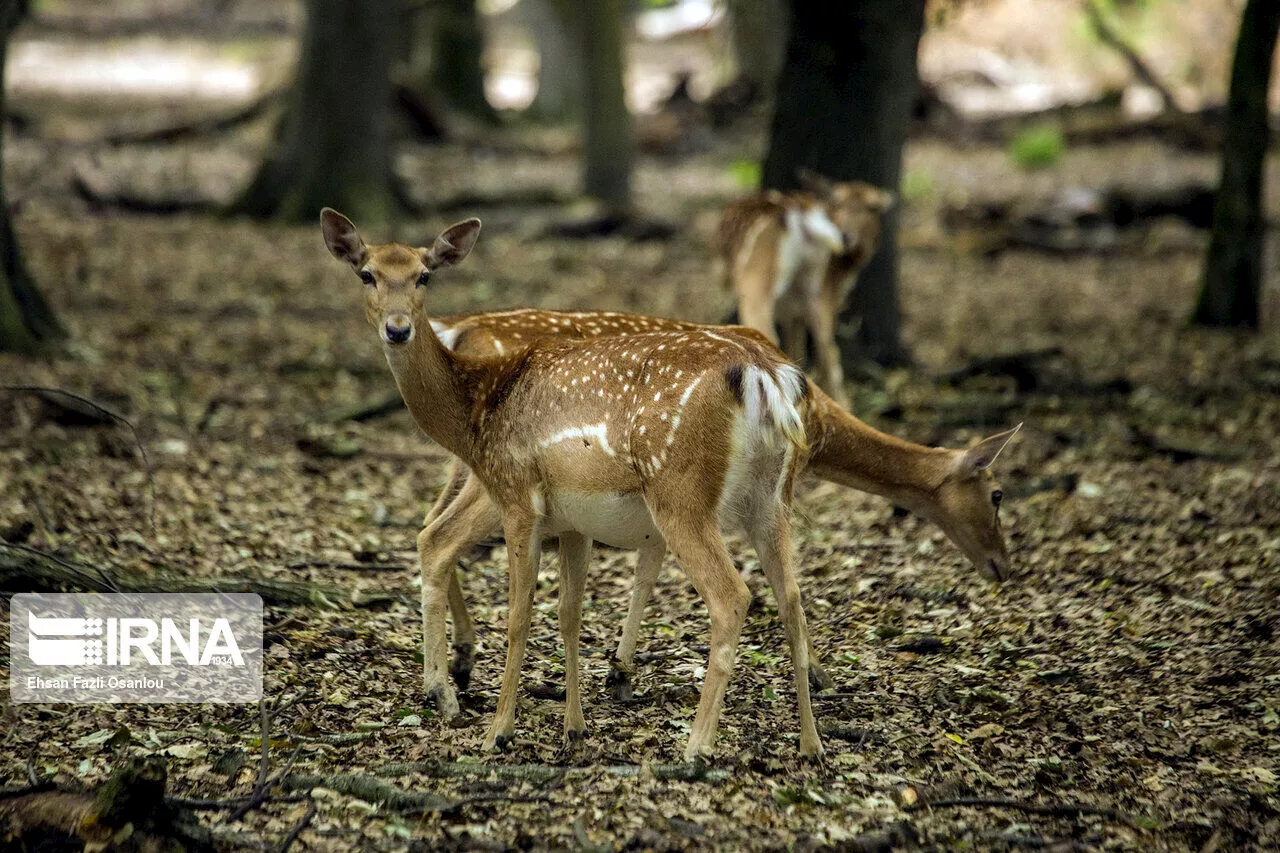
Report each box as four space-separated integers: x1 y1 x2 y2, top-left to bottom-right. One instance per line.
2 94 1280 853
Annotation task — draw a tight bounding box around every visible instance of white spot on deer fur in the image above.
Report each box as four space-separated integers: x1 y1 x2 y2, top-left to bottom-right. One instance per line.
429 320 461 350
539 423 616 457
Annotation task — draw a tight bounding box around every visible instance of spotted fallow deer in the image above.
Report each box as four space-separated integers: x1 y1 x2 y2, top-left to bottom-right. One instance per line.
717 170 894 409
418 308 1019 703
322 209 824 760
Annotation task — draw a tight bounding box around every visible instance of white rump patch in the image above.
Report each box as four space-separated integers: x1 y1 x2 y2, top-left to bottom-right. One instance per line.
741 365 805 448
801 207 844 253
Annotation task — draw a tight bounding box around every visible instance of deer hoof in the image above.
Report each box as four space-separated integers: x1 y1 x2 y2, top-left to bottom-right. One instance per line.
605 667 633 702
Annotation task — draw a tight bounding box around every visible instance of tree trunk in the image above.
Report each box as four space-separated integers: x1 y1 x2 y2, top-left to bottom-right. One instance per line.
727 0 787 96
580 0 633 213
429 0 497 122
762 0 926 367
228 0 400 223
0 0 62 354
1193 0 1280 329
527 0 582 121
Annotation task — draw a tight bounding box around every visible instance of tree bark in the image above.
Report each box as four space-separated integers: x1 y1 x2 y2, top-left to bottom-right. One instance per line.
0 0 62 354
1193 0 1280 328
228 0 401 222
580 0 633 213
762 0 926 367
727 0 787 96
429 0 498 122
527 0 583 121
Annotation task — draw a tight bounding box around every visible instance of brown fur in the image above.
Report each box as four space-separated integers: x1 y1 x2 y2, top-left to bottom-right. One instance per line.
716 176 893 408
415 305 1018 704
323 210 823 761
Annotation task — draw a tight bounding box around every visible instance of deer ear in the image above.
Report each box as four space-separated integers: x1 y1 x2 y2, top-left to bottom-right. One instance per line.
959 423 1022 476
870 188 896 212
797 167 835 198
425 218 481 270
321 208 367 269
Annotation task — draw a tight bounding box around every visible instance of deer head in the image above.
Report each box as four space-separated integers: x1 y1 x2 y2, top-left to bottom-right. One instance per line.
321 208 481 346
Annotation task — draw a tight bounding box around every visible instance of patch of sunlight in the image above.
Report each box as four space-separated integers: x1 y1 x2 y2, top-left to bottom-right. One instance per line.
9 38 260 101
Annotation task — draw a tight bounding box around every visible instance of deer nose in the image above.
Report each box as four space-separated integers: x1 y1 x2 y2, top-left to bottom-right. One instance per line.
384 319 413 344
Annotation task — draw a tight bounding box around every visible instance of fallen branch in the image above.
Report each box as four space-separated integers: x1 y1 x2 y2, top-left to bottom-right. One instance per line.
0 544 348 608
376 759 729 784
280 773 451 813
276 801 317 853
101 88 283 146
919 796 1146 829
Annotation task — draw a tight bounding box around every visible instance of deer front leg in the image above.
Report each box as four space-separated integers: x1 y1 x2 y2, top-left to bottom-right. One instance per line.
751 516 823 759
735 265 781 346
483 508 541 751
423 459 487 691
806 289 849 410
609 541 665 701
557 532 590 740
418 473 500 718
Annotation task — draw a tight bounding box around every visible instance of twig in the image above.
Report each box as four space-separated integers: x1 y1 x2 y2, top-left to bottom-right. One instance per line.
224 699 272 823
0 541 121 592
1083 0 1181 114
26 753 39 786
924 796 1145 829
276 801 317 853
1 385 156 535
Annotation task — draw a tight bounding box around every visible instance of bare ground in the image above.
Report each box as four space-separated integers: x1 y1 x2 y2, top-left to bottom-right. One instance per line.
1 130 1278 851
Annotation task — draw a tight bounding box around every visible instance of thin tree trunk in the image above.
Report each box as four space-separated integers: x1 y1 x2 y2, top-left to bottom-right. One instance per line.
580 0 632 213
762 0 926 367
727 0 787 96
228 0 400 222
0 0 62 354
528 0 582 122
1193 0 1280 328
429 0 497 122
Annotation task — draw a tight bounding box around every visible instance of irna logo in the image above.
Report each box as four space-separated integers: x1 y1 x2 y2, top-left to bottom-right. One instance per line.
27 612 246 667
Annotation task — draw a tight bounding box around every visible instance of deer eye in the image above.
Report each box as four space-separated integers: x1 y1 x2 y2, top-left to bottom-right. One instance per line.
416 270 430 287
359 269 375 286
991 489 1003 508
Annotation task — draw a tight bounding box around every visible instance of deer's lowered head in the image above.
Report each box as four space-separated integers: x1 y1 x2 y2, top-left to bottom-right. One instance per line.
920 424 1021 582
321 208 481 347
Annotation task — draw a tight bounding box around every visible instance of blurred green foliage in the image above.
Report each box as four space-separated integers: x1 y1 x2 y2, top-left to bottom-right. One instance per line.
1009 124 1066 170
728 159 762 189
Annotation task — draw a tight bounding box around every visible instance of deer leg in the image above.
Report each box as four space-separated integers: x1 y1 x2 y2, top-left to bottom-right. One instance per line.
557 532 590 740
483 508 541 751
609 541 665 701
750 514 823 759
735 264 781 346
423 459 486 691
655 516 750 763
781 312 809 367
418 472 501 718
807 289 849 410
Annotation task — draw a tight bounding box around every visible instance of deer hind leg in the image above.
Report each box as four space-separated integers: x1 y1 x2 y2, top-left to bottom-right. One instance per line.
806 288 849 410
735 260 781 346
557 531 590 740
653 513 750 762
483 507 541 751
424 459 483 690
418 471 501 717
609 541 666 701
750 511 823 759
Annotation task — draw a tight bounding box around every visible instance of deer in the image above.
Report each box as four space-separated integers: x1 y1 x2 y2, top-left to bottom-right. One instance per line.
717 169 895 409
322 208 825 761
413 308 1019 703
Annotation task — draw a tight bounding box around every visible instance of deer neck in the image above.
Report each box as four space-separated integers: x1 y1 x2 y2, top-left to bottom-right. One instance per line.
807 390 954 518
380 316 478 461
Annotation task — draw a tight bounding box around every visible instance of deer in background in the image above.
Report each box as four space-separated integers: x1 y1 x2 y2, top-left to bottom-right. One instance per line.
322 209 824 760
416 307 1019 703
717 170 894 409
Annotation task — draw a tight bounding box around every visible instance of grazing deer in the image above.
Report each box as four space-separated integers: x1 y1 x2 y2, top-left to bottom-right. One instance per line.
717 170 894 408
322 209 824 760
419 306 1019 701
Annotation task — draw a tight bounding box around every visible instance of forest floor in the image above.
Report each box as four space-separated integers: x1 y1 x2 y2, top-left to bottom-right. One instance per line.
2 109 1280 851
